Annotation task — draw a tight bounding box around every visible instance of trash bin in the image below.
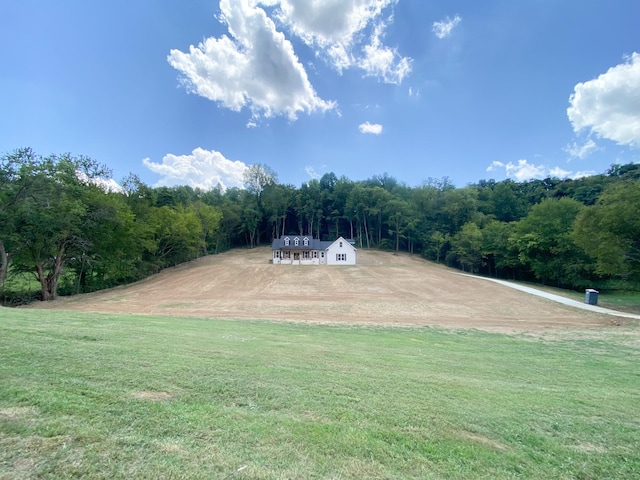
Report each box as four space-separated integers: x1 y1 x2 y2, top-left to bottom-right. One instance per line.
585 289 599 305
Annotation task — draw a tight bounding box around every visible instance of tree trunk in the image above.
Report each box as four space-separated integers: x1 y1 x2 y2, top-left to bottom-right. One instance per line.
0 240 7 287
36 245 66 301
363 215 370 249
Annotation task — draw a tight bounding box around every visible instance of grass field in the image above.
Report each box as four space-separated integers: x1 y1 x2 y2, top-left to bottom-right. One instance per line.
1 309 639 479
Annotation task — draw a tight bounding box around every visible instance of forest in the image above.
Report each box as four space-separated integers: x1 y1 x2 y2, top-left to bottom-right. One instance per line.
1 147 639 305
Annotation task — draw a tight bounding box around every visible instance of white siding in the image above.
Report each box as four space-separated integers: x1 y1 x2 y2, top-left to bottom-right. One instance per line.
326 237 357 265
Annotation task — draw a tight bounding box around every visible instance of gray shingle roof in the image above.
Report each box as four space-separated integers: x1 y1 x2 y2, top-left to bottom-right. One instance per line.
271 235 333 251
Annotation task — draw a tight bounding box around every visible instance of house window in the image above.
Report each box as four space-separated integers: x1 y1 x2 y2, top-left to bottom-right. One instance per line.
294 238 299 246
339 241 343 247
275 251 280 258
321 252 325 258
303 237 309 246
284 237 290 246
304 251 310 259
336 253 346 262
313 251 318 258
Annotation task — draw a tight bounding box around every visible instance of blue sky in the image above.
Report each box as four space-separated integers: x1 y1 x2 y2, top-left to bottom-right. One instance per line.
1 0 639 190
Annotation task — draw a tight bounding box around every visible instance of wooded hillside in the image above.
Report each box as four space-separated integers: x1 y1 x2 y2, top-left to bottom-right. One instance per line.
2 147 639 303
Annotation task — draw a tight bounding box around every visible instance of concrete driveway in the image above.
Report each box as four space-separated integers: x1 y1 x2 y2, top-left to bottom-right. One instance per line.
469 276 640 321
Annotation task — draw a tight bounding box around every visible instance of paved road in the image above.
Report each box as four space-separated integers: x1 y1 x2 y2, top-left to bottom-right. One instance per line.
465 275 640 321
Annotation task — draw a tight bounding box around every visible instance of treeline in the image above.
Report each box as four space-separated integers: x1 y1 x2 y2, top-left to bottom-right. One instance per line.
1 148 639 304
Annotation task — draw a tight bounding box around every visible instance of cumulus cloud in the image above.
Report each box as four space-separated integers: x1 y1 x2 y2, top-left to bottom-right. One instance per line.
77 172 124 193
432 15 461 39
97 178 125 193
567 52 640 148
486 159 590 182
274 0 387 46
563 138 599 159
168 1 411 119
167 0 335 121
274 0 411 83
143 147 247 191
359 121 383 134
358 21 412 83
549 166 571 178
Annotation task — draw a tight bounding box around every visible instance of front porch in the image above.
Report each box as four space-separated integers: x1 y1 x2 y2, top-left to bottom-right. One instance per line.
273 249 326 265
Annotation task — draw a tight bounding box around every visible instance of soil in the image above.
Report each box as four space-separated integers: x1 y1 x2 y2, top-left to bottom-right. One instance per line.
26 247 625 333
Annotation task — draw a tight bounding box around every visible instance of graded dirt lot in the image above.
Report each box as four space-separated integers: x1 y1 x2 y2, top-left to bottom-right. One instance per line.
29 247 623 333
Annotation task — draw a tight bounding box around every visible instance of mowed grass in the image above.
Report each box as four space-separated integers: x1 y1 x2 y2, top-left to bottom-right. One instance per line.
1 310 639 479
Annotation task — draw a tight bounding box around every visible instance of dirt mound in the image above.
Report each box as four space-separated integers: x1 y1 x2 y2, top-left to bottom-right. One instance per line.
30 247 615 332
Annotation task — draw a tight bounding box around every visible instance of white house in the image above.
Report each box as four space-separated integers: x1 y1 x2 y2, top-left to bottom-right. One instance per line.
271 235 357 265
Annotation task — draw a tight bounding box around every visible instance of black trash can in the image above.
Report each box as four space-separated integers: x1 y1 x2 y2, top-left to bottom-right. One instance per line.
585 289 599 305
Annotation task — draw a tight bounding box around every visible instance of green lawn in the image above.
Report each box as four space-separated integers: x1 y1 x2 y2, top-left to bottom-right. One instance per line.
1 309 639 479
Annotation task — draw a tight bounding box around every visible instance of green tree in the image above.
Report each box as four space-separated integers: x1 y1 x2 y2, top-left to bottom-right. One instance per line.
385 198 411 252
296 180 323 237
448 222 483 272
345 184 372 248
481 220 519 278
573 179 640 281
492 180 528 222
262 183 294 239
440 187 478 234
7 151 111 300
146 206 202 267
68 188 142 292
191 201 223 255
514 197 591 287
421 231 449 263
369 187 394 246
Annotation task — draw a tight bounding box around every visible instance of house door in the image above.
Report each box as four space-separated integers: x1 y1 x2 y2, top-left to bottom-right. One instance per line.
293 253 300 260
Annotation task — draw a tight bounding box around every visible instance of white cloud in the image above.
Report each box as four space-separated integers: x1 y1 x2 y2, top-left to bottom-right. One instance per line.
305 165 320 179
563 138 599 159
571 170 597 179
359 121 383 134
143 147 248 191
274 0 410 83
167 0 335 121
97 178 125 193
76 171 124 193
486 161 505 172
432 15 461 39
274 0 388 46
549 166 571 178
487 160 597 181
486 159 557 181
168 1 412 115
358 21 412 84
567 52 640 148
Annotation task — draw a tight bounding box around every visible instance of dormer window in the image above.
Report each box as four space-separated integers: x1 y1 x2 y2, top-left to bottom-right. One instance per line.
284 237 290 246
294 237 299 246
303 237 309 246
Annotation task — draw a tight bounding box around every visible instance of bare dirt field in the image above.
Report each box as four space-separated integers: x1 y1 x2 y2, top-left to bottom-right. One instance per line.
27 247 626 333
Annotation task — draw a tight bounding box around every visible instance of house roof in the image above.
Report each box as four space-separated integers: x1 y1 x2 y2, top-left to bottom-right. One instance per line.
271 235 355 251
